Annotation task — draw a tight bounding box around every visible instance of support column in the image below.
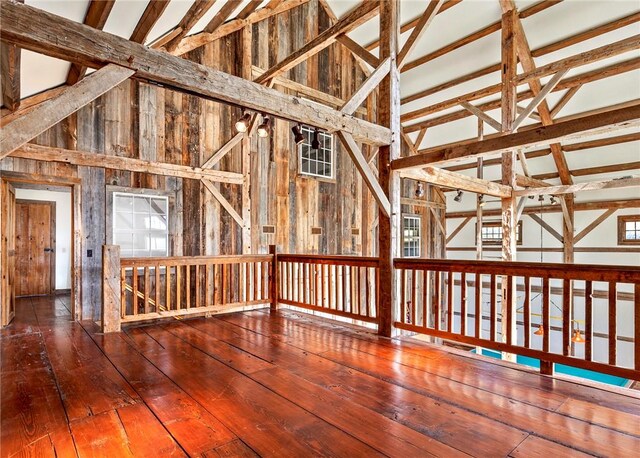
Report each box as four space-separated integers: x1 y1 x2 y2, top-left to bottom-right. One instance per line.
102 245 121 333
240 25 252 254
377 0 401 337
501 8 518 361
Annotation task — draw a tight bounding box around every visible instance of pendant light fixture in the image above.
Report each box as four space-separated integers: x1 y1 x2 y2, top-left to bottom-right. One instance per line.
454 190 463 202
291 124 305 145
478 194 486 207
415 182 425 198
257 115 270 138
311 127 320 150
534 324 544 336
235 111 251 133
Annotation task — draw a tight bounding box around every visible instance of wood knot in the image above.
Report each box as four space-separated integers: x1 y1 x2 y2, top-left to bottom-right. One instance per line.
127 55 134 64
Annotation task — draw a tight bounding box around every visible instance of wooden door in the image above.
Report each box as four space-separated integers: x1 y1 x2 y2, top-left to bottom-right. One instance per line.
15 200 56 297
1 181 16 325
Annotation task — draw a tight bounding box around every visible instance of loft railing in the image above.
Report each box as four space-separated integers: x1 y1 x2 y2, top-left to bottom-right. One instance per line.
276 254 379 325
394 258 640 381
102 245 274 331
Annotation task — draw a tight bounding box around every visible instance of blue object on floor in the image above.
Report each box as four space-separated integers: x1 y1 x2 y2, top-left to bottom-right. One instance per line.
471 348 630 387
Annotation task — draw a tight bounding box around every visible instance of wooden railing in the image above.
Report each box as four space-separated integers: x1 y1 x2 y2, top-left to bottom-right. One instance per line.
118 254 273 323
395 258 640 381
277 254 379 324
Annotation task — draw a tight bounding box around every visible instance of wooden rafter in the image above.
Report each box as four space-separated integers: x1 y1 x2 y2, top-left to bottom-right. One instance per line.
527 214 564 242
66 0 115 85
340 58 391 115
204 0 243 34
0 35 21 112
393 104 640 169
174 0 310 55
574 209 618 243
396 0 444 69
403 57 640 131
446 216 472 244
1 64 134 158
512 70 567 130
335 35 380 68
10 144 243 184
461 101 501 131
164 0 218 52
535 161 640 181
236 0 262 20
129 0 171 44
550 86 582 119
254 1 379 84
337 131 391 217
0 0 390 146
515 177 640 197
401 167 512 198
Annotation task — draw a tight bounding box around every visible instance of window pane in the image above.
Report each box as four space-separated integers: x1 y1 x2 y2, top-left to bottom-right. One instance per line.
151 198 167 215
133 196 150 212
115 195 133 212
115 212 134 231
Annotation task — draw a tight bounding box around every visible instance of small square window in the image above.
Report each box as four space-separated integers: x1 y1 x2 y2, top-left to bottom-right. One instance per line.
477 221 523 245
618 215 640 245
113 192 169 258
299 126 334 179
402 215 421 258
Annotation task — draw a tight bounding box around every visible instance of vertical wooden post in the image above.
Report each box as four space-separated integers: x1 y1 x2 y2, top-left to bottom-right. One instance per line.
377 0 401 337
501 7 518 362
563 195 575 264
102 244 121 333
240 24 252 255
269 244 278 312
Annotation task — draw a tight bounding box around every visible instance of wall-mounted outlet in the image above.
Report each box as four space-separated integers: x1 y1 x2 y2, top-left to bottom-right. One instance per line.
87 249 93 258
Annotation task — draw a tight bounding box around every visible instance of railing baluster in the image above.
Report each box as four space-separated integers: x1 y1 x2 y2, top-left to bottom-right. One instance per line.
609 281 617 366
411 269 417 325
433 270 440 330
523 276 530 349
195 265 201 308
461 272 467 336
132 265 139 315
475 273 481 339
563 278 571 357
490 274 496 342
505 275 513 346
120 267 127 318
176 265 182 311
422 269 428 328
155 263 160 313
401 269 407 324
342 265 347 313
585 280 592 362
144 266 150 314
186 264 191 310
447 271 453 332
542 277 550 353
635 283 640 371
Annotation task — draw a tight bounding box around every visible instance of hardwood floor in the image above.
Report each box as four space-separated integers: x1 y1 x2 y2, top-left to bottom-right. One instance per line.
2 296 639 457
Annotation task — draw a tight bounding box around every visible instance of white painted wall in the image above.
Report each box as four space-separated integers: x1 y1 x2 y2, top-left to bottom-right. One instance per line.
15 189 72 290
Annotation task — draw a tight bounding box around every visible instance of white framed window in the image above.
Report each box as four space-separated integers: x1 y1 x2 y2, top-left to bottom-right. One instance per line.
402 215 421 258
299 126 334 179
113 192 169 258
478 221 523 245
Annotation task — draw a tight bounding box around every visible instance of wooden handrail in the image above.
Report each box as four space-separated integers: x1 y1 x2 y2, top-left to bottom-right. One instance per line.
121 254 272 267
395 258 640 382
394 258 640 283
277 254 379 267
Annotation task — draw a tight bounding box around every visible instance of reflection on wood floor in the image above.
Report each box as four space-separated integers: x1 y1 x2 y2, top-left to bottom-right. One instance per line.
2 295 639 457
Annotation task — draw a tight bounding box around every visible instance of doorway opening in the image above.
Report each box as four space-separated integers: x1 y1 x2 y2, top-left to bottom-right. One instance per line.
1 172 81 325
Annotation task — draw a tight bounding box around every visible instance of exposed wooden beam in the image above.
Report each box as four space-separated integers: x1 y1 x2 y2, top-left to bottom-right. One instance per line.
174 0 310 55
460 101 501 131
401 7 637 105
340 58 391 115
1 85 67 127
0 1 390 146
337 131 391 217
513 70 567 130
446 216 472 244
574 209 617 243
236 0 262 20
204 0 243 34
414 128 428 150
550 86 582 119
527 213 564 242
401 167 512 198
403 57 640 131
0 0 23 111
164 0 218 52
10 143 243 184
1 64 134 159
202 179 244 227
515 177 640 197
393 104 640 169
516 34 640 86
254 1 379 85
397 0 444 69
335 34 380 68
129 0 171 44
446 198 640 219
201 132 244 169
66 0 115 85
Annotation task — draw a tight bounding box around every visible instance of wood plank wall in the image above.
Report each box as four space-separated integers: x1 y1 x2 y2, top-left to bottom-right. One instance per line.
0 1 445 320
